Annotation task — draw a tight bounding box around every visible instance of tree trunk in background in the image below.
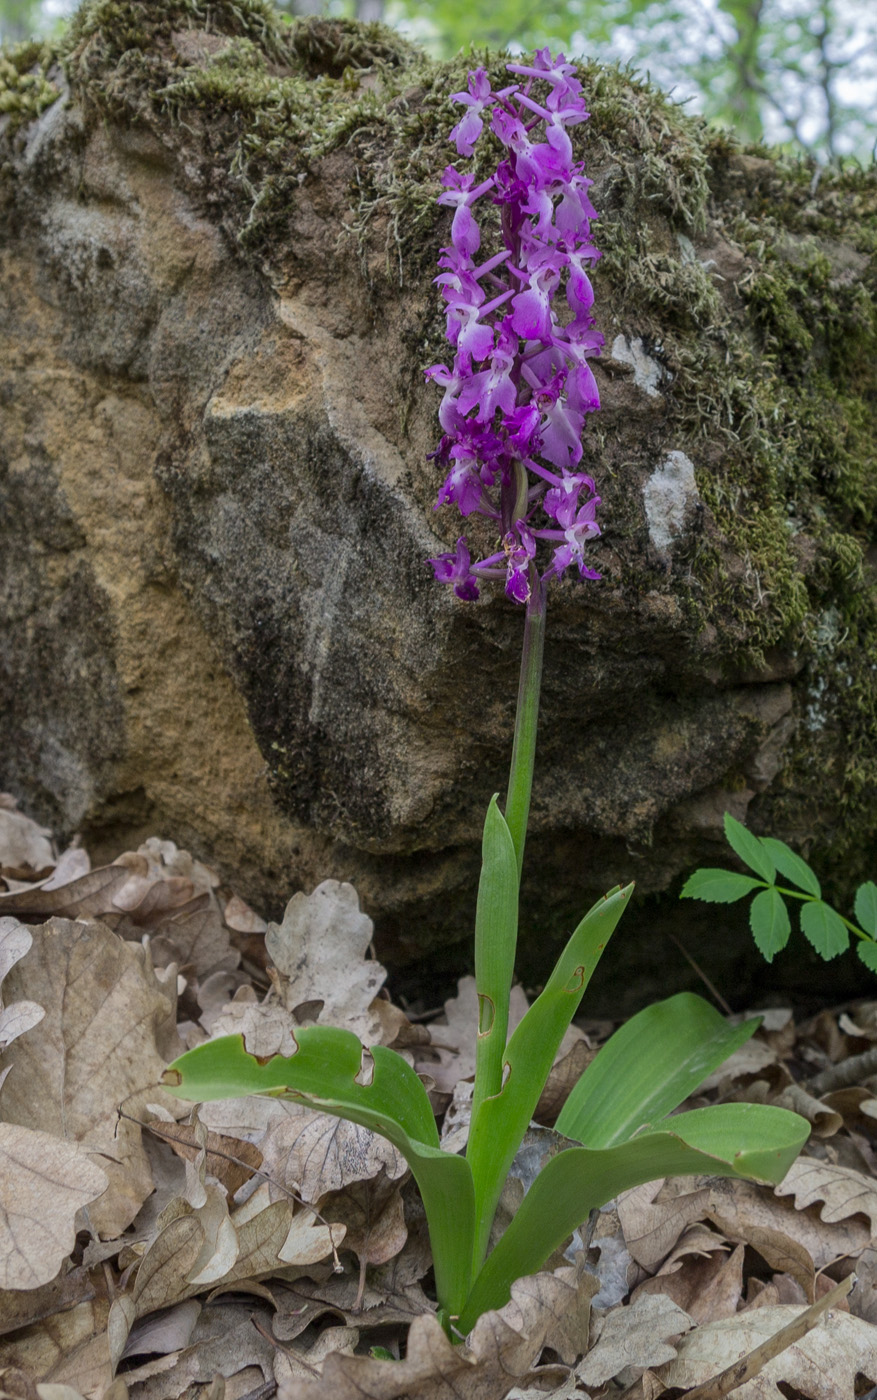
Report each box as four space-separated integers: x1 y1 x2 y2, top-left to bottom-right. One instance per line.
1 2 875 1012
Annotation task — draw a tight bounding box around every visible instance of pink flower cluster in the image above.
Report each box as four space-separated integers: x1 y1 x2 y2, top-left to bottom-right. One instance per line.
427 51 603 603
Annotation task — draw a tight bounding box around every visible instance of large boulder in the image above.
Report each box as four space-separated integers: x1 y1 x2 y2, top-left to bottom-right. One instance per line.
1 1 875 1005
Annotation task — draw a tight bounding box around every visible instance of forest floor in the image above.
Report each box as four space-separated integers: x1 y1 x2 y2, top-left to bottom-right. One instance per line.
1 794 876 1400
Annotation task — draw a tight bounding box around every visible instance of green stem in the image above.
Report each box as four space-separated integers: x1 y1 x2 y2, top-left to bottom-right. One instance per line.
504 570 545 878
772 885 872 942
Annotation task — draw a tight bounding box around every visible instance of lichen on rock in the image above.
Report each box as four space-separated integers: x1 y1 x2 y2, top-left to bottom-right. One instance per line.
1 0 876 1005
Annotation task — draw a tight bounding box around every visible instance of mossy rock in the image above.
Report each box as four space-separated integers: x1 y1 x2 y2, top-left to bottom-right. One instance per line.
1 0 875 1008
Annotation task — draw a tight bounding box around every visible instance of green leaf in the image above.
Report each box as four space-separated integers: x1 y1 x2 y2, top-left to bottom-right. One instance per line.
163 1029 475 1316
723 813 776 883
799 901 850 960
465 883 633 1273
680 868 765 903
458 1102 809 1332
749 887 791 962
555 992 758 1147
857 939 877 975
855 882 877 937
760 838 821 898
470 798 519 1131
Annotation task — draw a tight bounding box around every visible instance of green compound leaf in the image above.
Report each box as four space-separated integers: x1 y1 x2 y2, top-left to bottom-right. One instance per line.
680 869 765 903
162 1029 475 1317
760 838 821 898
465 883 633 1274
749 887 792 962
857 940 877 975
800 901 850 960
458 1103 809 1332
855 882 877 938
723 813 776 883
555 992 758 1147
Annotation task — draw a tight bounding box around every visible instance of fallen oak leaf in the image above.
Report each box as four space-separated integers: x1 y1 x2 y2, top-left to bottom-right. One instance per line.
0 1124 108 1289
258 1101 407 1203
0 866 132 921
145 1115 263 1203
275 1266 594 1400
632 1234 744 1325
774 1156 877 1232
131 1182 343 1317
0 802 54 876
616 1178 712 1271
656 1275 859 1399
264 881 389 1043
0 918 181 1238
577 1293 694 1388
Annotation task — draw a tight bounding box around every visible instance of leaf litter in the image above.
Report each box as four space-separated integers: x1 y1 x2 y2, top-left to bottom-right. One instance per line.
0 797 876 1397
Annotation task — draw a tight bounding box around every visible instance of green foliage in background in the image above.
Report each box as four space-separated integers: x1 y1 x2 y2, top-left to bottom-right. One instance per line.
683 813 877 976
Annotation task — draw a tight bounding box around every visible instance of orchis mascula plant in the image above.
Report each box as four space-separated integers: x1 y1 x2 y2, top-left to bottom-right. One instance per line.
163 53 809 1340
683 812 877 975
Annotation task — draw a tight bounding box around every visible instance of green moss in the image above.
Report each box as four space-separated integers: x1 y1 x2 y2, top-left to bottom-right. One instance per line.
0 40 62 129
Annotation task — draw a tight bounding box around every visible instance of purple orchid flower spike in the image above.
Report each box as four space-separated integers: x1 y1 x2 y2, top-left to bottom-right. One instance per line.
426 51 603 604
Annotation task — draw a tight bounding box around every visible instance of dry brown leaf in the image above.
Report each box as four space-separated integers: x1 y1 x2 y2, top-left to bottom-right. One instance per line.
654 1293 874 1399
0 920 44 1051
223 895 268 935
120 1299 201 1363
586 1204 639 1309
148 1117 263 1202
706 1178 819 1299
259 1102 407 1203
117 1298 278 1399
0 918 181 1238
321 1172 409 1274
633 1238 744 1324
131 1181 340 1317
577 1294 694 1388
272 1271 434 1342
0 867 133 922
852 1247 877 1326
0 1124 108 1290
712 1172 868 1269
774 1155 877 1232
0 1269 99 1341
0 805 54 876
201 993 298 1057
276 1267 594 1400
617 1179 712 1271
146 906 239 979
0 1291 132 1398
264 881 388 1043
